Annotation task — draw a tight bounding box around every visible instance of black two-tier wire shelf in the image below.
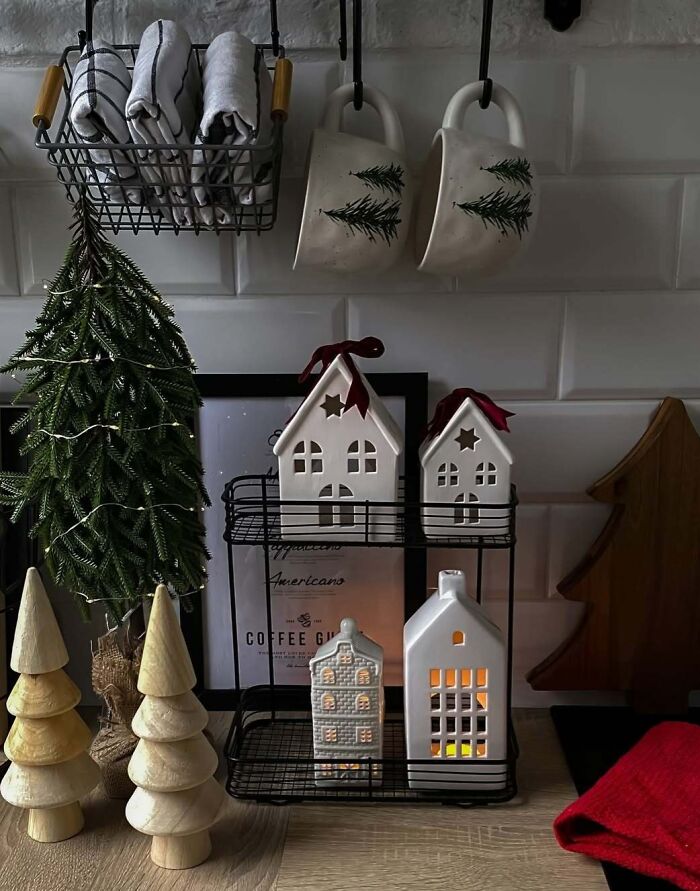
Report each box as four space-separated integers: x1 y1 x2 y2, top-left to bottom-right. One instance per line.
221 475 519 806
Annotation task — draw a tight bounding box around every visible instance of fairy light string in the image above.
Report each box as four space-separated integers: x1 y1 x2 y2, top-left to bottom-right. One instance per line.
44 501 205 556
36 421 195 441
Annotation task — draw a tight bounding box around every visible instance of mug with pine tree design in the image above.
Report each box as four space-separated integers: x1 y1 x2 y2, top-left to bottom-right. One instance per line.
294 84 413 273
415 82 538 277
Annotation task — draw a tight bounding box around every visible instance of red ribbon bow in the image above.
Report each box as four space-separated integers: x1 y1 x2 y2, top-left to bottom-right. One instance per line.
299 337 385 418
424 388 514 442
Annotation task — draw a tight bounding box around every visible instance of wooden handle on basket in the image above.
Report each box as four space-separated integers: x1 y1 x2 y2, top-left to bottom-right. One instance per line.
271 58 293 121
33 65 65 129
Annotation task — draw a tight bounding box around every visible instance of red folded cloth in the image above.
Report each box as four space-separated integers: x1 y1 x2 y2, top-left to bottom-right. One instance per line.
554 722 700 891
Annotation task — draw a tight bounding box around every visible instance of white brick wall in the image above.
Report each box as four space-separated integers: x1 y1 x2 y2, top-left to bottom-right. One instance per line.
1 0 699 704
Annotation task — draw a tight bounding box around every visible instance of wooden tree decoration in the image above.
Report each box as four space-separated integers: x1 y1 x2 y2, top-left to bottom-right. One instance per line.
528 398 700 713
125 585 225 869
0 568 100 842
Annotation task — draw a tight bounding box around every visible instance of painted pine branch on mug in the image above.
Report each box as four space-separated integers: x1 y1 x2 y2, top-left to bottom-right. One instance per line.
350 163 405 196
480 157 533 189
454 187 532 239
322 195 401 245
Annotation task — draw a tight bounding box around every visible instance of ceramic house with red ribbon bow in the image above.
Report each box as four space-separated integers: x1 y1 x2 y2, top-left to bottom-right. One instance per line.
274 344 403 542
421 392 513 539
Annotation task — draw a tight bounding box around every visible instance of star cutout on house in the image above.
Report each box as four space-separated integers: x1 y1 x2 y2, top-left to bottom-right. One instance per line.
320 393 345 418
455 427 480 451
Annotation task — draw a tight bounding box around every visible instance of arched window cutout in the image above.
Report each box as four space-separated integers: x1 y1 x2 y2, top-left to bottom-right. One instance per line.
321 667 335 684
452 630 465 645
476 462 497 486
322 693 336 711
294 441 323 474
338 647 353 665
356 668 371 685
438 462 459 488
347 440 377 474
356 694 370 712
338 484 355 527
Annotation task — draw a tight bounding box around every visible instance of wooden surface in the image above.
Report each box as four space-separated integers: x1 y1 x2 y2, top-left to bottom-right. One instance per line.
528 397 700 712
0 709 605 891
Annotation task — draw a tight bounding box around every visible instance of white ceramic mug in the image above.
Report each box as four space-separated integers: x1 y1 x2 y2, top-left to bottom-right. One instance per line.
415 82 538 277
294 84 413 273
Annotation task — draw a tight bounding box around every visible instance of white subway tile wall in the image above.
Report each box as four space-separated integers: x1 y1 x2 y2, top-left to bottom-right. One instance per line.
2 0 699 702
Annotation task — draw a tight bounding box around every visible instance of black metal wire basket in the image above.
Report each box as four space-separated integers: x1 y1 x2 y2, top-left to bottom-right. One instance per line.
32 6 292 235
221 476 519 806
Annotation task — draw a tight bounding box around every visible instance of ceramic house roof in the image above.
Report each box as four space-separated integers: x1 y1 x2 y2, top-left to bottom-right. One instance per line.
420 397 513 467
404 572 504 651
273 355 403 457
310 618 383 666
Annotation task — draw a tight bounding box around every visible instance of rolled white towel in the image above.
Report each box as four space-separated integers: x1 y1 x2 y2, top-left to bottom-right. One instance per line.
126 20 200 226
191 31 273 227
69 39 141 204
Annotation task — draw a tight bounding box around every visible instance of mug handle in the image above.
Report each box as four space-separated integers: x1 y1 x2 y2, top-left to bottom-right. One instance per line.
442 82 527 150
322 83 406 155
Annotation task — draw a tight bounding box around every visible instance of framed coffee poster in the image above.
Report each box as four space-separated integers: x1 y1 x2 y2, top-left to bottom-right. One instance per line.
194 373 427 706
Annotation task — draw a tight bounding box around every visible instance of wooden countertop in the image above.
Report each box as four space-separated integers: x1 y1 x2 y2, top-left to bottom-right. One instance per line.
0 709 606 891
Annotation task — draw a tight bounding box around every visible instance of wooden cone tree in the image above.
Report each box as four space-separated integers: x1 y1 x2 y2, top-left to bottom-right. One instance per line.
126 585 224 869
0 568 100 842
528 398 700 713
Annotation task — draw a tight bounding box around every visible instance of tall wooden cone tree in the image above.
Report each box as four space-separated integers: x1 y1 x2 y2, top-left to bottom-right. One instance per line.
528 398 700 713
126 585 224 869
0 568 100 841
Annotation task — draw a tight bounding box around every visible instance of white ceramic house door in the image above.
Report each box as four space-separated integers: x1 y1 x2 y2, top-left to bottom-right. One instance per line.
404 570 508 791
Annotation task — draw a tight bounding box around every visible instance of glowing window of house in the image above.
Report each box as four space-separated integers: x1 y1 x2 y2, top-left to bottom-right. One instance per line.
438 462 459 488
460 668 472 687
338 646 353 665
319 763 333 776
321 667 335 684
357 727 373 744
324 726 338 743
445 669 457 688
452 630 465 646
476 668 488 687
293 441 323 474
356 694 370 711
356 668 371 685
429 668 440 687
322 693 336 711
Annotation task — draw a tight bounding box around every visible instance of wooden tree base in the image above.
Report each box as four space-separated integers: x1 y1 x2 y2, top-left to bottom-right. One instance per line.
28 801 83 842
150 829 211 869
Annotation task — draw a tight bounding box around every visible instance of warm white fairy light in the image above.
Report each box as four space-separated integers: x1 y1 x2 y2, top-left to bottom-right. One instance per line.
37 421 194 441
73 582 206 606
44 501 197 555
11 355 195 371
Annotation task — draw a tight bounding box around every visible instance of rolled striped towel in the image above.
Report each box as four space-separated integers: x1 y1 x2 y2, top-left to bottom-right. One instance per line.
69 40 141 204
126 20 201 226
191 31 273 227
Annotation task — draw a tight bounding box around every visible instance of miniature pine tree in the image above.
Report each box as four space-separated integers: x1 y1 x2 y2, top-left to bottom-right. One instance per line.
125 585 224 869
0 194 209 623
350 162 405 196
454 187 532 239
322 195 401 245
480 157 533 189
0 568 100 842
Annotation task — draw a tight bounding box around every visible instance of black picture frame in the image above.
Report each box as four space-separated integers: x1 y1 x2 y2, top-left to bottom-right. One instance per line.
190 372 429 711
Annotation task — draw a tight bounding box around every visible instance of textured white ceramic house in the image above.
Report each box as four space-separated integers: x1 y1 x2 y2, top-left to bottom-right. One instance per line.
404 570 507 791
274 355 403 541
421 397 512 538
310 618 384 786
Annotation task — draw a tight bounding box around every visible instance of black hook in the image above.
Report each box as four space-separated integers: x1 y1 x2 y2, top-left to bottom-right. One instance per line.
270 0 280 56
79 0 98 50
352 0 363 110
339 0 348 61
478 0 494 109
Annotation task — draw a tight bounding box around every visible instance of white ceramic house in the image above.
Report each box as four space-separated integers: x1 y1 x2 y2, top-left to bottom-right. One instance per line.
310 618 384 786
404 570 507 791
274 355 403 541
421 397 512 538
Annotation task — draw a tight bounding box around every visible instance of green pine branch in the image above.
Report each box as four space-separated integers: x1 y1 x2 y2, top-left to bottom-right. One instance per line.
322 195 401 245
349 163 405 196
454 187 532 239
0 194 210 623
480 157 533 189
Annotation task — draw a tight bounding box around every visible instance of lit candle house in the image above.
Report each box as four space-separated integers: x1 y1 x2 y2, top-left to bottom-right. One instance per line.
404 570 507 791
